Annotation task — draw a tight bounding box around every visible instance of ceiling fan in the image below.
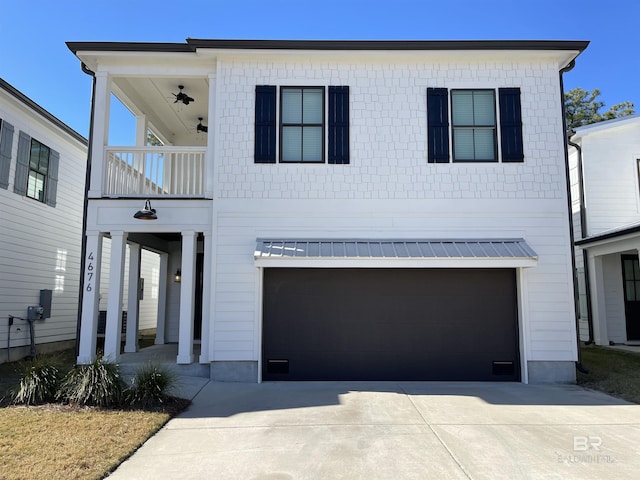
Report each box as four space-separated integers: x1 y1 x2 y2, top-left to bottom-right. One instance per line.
197 117 208 133
172 85 194 105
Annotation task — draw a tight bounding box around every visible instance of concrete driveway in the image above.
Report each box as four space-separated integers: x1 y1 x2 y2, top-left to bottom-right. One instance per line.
109 382 640 479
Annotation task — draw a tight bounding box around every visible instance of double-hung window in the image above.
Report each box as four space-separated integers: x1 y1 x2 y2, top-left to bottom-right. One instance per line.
427 87 524 163
451 90 497 162
281 87 324 162
255 85 349 164
14 131 59 206
27 139 50 201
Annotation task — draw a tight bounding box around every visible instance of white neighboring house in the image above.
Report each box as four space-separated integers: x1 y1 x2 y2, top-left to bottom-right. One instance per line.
569 115 640 347
0 78 87 362
67 39 589 384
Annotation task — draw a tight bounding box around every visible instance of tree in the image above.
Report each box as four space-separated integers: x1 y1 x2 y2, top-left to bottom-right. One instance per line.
565 87 635 130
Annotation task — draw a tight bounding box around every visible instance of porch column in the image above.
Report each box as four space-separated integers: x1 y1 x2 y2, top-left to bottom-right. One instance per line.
199 231 213 363
588 253 608 346
104 231 128 362
177 231 197 364
88 72 110 198
77 232 104 364
135 114 147 147
155 252 168 345
124 243 141 353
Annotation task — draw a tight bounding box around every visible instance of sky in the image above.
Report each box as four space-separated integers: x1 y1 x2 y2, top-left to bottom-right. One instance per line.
0 0 637 140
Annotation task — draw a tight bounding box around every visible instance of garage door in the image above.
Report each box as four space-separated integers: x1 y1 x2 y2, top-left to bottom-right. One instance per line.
262 268 520 381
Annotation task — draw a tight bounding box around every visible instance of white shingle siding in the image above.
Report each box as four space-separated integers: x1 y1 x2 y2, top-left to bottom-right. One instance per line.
216 58 564 201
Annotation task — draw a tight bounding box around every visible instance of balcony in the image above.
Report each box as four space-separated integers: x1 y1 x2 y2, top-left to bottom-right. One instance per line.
103 147 205 197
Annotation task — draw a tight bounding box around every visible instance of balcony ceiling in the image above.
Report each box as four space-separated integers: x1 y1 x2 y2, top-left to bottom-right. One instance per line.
112 77 209 146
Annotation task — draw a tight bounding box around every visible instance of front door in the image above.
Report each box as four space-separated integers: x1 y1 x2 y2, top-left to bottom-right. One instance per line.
621 255 640 341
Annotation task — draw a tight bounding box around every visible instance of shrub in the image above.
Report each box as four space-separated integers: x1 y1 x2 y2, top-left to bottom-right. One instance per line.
126 363 177 409
57 358 125 407
11 356 62 405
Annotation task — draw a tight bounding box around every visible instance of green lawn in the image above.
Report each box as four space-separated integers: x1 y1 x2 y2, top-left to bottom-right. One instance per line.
577 345 640 404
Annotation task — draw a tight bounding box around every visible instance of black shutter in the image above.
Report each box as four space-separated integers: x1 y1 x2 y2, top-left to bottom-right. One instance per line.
0 120 14 189
328 86 349 164
254 85 276 163
14 131 30 195
499 88 524 162
45 149 59 207
427 88 450 163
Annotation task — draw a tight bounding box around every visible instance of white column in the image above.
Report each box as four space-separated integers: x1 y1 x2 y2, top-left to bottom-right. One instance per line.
103 231 128 362
124 243 141 353
135 114 147 147
88 72 111 198
155 252 169 345
589 253 608 346
77 232 104 364
199 232 213 363
177 231 197 364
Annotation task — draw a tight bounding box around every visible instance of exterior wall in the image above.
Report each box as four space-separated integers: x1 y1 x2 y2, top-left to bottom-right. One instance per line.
208 53 578 379
0 84 87 362
580 120 640 236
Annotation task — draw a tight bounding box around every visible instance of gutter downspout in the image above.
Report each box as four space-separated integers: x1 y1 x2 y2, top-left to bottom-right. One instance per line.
560 59 588 374
75 62 96 359
567 132 595 345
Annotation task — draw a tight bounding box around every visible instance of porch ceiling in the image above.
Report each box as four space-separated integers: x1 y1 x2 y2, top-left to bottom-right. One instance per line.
112 76 209 146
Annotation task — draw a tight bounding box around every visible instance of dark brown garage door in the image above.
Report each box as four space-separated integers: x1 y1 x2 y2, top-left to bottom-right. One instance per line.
262 268 520 381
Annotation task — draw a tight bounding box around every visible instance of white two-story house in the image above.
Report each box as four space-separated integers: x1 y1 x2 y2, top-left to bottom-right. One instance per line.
67 39 588 383
0 78 87 362
569 115 640 347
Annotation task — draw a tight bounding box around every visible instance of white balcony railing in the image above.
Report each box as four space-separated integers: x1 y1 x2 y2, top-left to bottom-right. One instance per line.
103 147 205 197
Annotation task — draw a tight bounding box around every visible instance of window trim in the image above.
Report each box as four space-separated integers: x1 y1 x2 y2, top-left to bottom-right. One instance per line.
451 89 498 163
279 86 326 164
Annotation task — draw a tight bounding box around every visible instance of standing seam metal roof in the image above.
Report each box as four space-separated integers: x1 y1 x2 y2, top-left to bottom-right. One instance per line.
255 239 538 259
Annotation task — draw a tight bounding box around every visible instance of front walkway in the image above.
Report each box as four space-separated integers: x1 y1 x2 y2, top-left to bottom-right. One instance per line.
108 381 640 479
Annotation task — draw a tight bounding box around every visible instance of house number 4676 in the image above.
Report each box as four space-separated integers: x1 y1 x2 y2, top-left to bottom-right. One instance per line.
86 252 95 292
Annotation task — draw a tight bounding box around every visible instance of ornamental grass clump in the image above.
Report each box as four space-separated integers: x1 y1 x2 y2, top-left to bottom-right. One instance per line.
57 357 125 407
11 356 62 405
126 363 177 409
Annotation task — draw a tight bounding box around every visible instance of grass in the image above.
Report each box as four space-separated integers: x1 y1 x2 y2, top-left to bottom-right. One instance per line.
577 344 640 404
0 344 189 480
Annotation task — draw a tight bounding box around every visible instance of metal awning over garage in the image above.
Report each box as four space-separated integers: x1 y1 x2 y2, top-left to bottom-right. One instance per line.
254 238 538 268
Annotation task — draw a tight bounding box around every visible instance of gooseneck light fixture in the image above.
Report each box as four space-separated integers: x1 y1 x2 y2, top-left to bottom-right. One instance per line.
133 200 157 220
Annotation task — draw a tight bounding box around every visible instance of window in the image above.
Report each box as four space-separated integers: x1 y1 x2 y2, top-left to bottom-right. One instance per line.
255 85 349 164
0 118 14 189
427 87 524 163
14 131 59 206
281 87 324 162
27 139 50 201
451 90 497 162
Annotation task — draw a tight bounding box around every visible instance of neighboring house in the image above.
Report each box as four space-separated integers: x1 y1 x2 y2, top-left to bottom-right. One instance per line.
569 115 640 347
0 78 87 362
67 39 588 384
